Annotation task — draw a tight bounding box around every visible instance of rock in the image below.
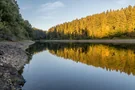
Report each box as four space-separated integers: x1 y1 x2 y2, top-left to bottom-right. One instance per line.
0 41 34 90
0 72 2 76
0 50 4 55
0 63 3 66
0 43 28 70
0 62 25 90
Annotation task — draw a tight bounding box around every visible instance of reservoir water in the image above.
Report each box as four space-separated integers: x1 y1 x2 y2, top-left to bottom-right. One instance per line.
22 42 135 90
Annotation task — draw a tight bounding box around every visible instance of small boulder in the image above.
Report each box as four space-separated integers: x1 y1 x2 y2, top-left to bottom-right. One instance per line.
0 50 4 55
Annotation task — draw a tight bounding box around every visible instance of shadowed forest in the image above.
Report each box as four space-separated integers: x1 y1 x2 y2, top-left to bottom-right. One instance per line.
0 0 46 41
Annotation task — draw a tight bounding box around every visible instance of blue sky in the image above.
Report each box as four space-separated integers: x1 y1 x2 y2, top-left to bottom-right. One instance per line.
17 0 135 30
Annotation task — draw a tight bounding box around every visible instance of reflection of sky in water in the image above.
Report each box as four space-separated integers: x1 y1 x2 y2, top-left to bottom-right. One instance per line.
22 44 135 90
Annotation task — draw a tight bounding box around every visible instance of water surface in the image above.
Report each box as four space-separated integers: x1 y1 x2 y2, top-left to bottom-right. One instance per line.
22 43 135 90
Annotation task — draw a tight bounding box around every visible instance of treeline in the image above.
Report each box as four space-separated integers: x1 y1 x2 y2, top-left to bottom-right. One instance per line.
0 0 46 41
32 27 47 40
2 0 135 40
47 5 135 39
0 0 33 40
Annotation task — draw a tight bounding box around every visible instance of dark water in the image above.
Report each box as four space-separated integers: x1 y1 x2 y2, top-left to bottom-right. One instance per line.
22 43 135 90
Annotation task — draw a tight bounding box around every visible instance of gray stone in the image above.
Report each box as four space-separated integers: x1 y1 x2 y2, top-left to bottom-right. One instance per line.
0 50 4 55
0 41 34 90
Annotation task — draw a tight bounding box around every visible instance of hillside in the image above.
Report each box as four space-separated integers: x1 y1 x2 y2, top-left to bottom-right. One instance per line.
47 5 135 39
1 0 135 40
0 0 46 41
0 0 34 41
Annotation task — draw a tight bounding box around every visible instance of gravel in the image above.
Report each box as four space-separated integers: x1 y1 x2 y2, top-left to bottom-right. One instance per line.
0 40 34 90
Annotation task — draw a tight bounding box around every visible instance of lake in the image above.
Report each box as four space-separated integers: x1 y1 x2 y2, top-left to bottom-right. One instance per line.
22 42 135 90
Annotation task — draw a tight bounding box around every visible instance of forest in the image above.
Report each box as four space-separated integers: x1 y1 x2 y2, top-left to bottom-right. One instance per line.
1 0 135 40
0 0 33 40
47 5 135 39
0 0 45 41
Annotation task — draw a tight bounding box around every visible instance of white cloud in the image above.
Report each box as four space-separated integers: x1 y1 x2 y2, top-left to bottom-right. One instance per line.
38 16 54 20
36 1 65 20
39 1 65 12
21 7 31 10
116 0 129 4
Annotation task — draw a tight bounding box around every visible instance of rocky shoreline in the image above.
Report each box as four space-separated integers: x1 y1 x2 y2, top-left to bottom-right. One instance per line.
0 41 34 90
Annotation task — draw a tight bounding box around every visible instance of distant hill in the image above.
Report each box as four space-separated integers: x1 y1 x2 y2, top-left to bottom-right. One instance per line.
47 5 135 39
32 27 47 40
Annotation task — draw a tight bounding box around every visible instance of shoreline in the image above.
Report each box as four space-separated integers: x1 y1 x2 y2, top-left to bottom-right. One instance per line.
38 39 135 44
0 40 34 90
0 39 135 89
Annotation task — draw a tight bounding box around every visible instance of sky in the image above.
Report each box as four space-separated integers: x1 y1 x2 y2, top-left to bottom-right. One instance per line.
17 0 135 30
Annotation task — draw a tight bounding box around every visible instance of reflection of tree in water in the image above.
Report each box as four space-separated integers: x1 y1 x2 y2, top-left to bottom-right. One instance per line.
49 43 135 76
19 43 48 75
24 42 135 76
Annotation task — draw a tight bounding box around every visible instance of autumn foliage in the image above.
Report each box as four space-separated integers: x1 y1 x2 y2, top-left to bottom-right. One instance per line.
47 5 135 39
